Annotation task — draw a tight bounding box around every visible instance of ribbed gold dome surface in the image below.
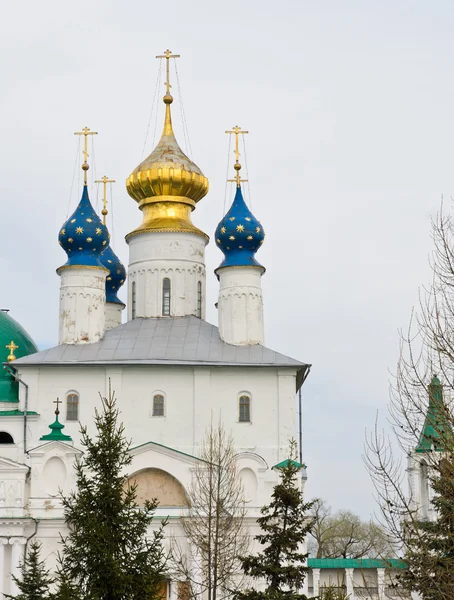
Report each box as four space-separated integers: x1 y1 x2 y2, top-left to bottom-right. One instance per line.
126 95 209 240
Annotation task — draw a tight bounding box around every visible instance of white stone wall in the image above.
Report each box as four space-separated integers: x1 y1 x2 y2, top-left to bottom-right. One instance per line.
13 364 298 469
57 267 108 345
217 267 264 346
127 232 207 320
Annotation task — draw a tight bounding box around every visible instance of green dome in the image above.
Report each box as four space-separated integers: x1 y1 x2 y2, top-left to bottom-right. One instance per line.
0 311 37 402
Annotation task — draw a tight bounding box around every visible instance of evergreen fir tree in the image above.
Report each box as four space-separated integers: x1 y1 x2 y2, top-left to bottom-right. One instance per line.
235 440 314 600
5 541 54 600
400 452 454 600
58 385 167 600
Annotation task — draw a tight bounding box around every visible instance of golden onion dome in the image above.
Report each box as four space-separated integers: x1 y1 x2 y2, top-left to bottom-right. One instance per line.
126 94 209 240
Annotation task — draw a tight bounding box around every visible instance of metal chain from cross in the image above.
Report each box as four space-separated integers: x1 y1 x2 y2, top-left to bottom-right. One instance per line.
156 49 180 96
95 176 116 225
74 127 98 184
225 125 249 187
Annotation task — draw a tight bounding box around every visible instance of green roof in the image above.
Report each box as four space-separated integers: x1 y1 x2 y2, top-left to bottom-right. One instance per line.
0 311 37 402
416 375 449 453
272 459 306 470
0 410 38 416
307 558 406 570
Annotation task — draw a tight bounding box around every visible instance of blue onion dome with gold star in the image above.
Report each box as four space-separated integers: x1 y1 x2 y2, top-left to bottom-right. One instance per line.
215 144 265 273
100 245 126 304
58 185 110 268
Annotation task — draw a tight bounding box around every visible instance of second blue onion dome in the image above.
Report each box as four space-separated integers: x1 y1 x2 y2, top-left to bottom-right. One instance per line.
100 245 126 304
58 186 110 268
215 185 265 271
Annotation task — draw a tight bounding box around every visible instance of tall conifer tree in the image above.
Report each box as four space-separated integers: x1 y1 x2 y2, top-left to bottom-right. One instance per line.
235 440 313 600
57 386 167 600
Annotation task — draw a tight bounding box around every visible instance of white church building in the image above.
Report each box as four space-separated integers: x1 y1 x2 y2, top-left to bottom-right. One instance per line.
0 54 310 598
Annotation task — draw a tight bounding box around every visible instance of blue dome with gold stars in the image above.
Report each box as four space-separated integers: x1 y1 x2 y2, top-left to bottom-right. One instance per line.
59 186 110 268
100 245 126 304
215 185 265 272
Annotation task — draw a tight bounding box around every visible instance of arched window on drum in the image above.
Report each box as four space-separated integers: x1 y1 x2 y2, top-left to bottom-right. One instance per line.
162 278 171 316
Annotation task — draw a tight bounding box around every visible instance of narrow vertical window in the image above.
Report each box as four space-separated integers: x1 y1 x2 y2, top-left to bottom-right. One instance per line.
196 281 202 318
67 393 79 421
239 395 251 422
162 278 171 316
132 281 137 319
153 394 165 417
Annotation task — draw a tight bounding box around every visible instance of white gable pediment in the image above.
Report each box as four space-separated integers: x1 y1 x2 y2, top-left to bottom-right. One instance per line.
128 441 202 492
28 440 82 458
0 457 29 476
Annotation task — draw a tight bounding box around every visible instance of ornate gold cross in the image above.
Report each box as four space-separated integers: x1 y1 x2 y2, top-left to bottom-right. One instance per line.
6 340 18 362
95 176 116 225
225 125 249 187
156 49 180 96
74 127 98 184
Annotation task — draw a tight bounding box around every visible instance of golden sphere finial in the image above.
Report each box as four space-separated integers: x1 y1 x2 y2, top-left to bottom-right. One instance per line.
82 163 89 171
163 94 173 105
234 163 241 171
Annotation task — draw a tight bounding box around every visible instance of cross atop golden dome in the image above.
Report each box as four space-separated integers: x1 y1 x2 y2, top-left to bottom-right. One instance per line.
126 50 209 240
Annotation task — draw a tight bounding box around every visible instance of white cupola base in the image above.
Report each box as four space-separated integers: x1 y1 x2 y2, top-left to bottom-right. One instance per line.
217 266 264 346
127 231 207 320
105 302 125 331
57 266 108 345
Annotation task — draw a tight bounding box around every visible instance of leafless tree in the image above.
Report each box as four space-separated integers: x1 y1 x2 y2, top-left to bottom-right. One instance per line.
364 201 454 599
309 499 395 559
171 421 250 600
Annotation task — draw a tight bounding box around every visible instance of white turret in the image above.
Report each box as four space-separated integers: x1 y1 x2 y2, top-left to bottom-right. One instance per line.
57 143 110 345
214 130 265 346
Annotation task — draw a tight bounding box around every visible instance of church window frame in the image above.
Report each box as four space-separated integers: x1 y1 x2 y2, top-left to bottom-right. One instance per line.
132 281 137 319
238 393 251 423
66 392 79 421
196 281 202 318
152 393 165 417
162 278 171 316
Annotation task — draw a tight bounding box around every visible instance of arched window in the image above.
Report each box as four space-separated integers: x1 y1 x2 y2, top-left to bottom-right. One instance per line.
162 278 171 316
0 432 14 444
196 281 202 318
239 395 251 423
152 394 165 417
67 393 79 421
420 460 430 519
132 281 137 319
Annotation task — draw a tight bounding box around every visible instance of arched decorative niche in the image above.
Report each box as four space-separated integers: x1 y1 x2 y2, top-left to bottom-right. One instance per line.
127 468 189 507
43 457 67 496
239 467 257 504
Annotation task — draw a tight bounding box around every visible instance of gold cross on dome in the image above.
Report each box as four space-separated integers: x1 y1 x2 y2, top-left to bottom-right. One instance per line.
225 125 249 187
156 49 180 95
6 340 18 362
53 397 61 415
74 127 98 184
95 176 116 225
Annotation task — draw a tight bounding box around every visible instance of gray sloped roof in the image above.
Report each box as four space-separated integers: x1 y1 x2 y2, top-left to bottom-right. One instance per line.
13 317 308 376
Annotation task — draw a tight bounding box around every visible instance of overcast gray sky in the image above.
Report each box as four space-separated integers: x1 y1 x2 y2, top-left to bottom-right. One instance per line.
1 0 453 517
